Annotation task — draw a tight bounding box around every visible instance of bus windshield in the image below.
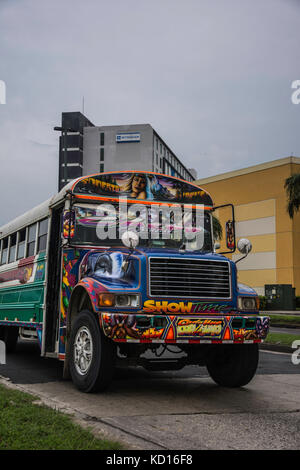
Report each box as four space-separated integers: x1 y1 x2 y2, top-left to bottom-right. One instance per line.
71 203 213 252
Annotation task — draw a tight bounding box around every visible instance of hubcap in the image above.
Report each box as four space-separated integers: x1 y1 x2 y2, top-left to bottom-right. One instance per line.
73 326 93 376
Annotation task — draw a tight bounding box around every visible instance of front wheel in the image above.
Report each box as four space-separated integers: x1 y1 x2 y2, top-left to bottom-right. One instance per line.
205 344 259 387
69 310 115 393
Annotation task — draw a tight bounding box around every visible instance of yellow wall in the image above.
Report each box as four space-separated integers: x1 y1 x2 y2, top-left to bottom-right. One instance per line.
196 159 300 295
235 199 275 221
292 163 300 296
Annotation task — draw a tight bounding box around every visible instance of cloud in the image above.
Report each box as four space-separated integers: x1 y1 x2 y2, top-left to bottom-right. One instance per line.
0 117 57 225
0 0 299 225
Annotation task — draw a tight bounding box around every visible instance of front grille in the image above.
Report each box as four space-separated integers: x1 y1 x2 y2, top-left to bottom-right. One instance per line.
149 257 231 299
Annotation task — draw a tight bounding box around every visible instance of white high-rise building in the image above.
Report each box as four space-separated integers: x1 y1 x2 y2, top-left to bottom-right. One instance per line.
58 112 196 190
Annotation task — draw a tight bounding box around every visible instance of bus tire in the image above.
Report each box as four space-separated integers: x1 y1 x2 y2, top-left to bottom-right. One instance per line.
205 343 259 388
69 310 115 393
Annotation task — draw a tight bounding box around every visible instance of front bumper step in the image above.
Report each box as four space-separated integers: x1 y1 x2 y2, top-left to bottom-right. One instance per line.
100 313 270 344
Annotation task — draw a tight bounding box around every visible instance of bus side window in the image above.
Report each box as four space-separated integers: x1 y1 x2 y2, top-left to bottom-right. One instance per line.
1 238 8 265
17 229 26 260
8 233 17 263
37 219 48 253
27 223 37 257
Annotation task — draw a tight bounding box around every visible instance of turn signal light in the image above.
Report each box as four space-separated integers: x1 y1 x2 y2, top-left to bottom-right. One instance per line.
99 293 115 307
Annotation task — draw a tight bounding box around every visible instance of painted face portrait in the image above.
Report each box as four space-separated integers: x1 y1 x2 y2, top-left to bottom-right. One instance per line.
122 174 147 199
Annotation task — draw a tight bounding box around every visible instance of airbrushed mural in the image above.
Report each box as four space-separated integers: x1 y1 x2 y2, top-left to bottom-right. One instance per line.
0 256 45 287
101 313 270 343
73 172 213 205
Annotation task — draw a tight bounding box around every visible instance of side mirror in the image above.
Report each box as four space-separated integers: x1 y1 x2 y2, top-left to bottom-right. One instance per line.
226 220 235 250
121 231 139 250
237 238 252 255
214 242 221 251
213 204 236 254
235 238 252 264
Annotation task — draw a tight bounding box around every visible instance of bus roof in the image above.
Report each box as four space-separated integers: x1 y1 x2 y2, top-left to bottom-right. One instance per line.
0 198 52 239
0 171 213 238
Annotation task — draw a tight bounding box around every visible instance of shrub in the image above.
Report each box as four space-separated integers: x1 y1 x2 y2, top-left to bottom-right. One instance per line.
259 295 268 310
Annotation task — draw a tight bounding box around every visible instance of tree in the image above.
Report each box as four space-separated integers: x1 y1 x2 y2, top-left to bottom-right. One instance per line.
212 214 223 241
284 173 300 219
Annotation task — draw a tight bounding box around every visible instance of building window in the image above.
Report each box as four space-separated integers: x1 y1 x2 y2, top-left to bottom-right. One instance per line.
100 148 104 162
100 132 105 146
100 163 104 173
66 166 82 179
63 150 83 165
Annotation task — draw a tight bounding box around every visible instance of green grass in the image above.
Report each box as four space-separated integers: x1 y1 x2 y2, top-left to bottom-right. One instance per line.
264 332 300 348
0 384 124 450
268 314 300 327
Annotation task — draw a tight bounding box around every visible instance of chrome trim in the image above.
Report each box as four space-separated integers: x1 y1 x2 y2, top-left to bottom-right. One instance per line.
148 256 232 299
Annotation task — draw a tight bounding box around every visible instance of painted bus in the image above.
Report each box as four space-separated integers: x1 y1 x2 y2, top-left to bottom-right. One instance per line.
0 171 269 392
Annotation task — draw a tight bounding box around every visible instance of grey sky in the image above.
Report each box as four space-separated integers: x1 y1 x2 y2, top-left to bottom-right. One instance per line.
0 0 299 226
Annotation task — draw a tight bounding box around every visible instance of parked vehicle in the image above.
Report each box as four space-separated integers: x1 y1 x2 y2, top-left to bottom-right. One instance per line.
0 171 269 391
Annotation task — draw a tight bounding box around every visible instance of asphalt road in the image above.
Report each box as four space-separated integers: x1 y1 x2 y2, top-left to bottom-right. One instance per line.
0 340 300 450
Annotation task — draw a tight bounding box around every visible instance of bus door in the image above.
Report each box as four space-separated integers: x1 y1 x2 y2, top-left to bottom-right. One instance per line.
43 205 64 355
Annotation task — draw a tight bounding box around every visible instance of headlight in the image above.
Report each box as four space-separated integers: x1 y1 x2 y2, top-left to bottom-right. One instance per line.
238 296 257 311
99 293 140 308
115 294 140 307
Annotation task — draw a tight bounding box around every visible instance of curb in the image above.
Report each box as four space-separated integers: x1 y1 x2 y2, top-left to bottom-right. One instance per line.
269 324 300 329
0 376 140 450
260 311 300 316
